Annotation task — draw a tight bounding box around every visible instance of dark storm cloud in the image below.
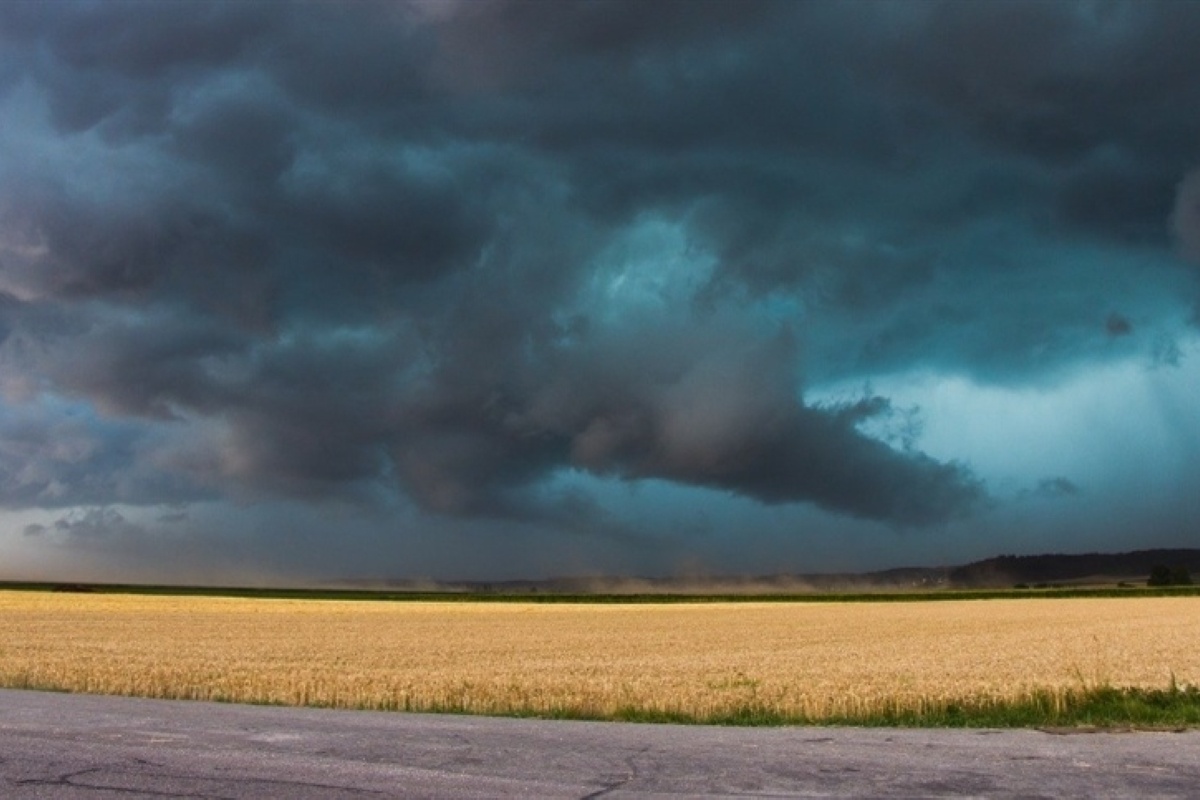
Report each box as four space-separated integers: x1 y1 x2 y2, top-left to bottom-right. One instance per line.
1031 477 1083 499
0 402 206 508
877 1 1200 164
390 320 981 524
430 0 1200 379
2 0 1198 537
1105 312 1133 337
1175 169 1200 265
43 506 146 542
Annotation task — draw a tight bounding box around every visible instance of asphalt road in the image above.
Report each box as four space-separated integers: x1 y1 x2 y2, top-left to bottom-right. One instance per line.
1 689 1197 798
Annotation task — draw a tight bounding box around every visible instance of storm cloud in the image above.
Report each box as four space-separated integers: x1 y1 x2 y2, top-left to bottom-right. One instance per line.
1 1 1198 580
1175 169 1200 265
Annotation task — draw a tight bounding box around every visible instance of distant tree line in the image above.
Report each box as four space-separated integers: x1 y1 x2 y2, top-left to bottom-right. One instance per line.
947 549 1200 588
1147 565 1193 587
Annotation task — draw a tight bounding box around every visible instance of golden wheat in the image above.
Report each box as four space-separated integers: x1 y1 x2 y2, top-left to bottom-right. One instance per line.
0 592 1195 720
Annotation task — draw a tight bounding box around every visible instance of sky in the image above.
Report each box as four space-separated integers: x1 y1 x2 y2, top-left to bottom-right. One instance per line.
1 0 1198 585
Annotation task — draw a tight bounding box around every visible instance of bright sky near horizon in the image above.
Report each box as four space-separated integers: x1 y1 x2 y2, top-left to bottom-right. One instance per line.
1 0 1198 583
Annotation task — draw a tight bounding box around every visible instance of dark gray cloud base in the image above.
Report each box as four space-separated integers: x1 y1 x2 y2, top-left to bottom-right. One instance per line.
1 1 1198 544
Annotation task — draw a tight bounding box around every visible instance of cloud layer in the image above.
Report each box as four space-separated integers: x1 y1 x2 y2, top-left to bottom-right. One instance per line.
1175 170 1200 264
1 1 1198 576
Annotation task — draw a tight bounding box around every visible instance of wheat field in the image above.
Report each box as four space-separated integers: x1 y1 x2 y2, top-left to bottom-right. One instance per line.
0 591 1196 721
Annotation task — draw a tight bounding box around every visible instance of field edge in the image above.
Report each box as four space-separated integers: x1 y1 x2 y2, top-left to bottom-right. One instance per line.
1 680 1196 729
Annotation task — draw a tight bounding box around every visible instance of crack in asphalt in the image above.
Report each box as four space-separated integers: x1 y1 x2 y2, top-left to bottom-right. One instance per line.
578 746 649 800
1038 726 1189 735
15 766 227 799
15 763 388 798
16 766 104 788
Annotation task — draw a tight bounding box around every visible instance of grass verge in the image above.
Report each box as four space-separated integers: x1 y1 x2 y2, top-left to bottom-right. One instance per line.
451 681 1200 724
474 684 1200 728
4 679 1197 729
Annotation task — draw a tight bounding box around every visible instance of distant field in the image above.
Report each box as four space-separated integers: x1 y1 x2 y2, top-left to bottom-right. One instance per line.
1 592 1197 725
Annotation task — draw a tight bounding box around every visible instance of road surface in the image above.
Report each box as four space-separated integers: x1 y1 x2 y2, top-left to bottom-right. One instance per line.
1 689 1197 798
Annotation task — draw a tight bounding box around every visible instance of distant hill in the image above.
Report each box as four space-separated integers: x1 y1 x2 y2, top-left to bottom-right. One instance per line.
331 548 1199 594
947 549 1200 588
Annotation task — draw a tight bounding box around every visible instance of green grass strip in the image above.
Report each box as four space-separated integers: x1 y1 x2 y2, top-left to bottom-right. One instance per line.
3 581 1199 603
482 684 1200 728
4 680 1197 728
